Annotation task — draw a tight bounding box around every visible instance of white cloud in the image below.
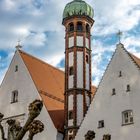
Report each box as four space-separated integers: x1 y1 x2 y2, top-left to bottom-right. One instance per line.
0 0 140 86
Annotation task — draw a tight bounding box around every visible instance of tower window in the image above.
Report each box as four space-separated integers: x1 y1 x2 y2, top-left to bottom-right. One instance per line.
11 90 18 103
98 120 104 128
15 65 18 72
112 88 116 95
68 110 73 120
126 85 130 92
77 22 83 32
69 66 74 75
86 24 90 33
86 55 89 63
69 23 74 32
122 110 133 125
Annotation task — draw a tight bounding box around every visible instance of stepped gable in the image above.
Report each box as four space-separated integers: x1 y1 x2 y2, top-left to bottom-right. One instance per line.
19 50 96 132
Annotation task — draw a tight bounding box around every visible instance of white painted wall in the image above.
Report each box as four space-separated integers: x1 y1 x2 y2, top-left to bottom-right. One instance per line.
68 95 73 110
86 63 89 90
77 52 83 88
77 36 83 47
69 52 73 67
86 94 90 107
86 38 89 49
75 44 140 140
68 95 74 126
0 51 60 140
69 37 74 48
68 52 74 89
77 94 83 125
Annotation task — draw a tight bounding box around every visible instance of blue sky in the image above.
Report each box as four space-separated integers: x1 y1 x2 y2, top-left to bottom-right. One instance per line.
0 0 140 86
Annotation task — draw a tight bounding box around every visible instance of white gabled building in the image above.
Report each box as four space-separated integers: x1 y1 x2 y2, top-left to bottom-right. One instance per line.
1 0 140 140
75 43 140 140
0 49 65 140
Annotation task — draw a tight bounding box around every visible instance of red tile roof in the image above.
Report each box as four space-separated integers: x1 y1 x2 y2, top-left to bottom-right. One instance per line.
19 50 96 132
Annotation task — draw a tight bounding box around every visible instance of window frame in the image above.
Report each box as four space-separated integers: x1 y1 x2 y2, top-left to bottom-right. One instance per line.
69 66 74 76
15 65 18 72
68 110 73 120
69 22 74 32
122 110 134 126
77 22 83 32
98 120 104 128
11 90 18 103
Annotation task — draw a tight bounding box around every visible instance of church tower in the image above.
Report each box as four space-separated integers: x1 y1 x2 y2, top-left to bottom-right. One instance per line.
62 0 94 139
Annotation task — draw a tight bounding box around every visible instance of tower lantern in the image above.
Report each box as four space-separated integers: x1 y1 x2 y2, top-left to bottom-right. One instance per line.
62 0 94 139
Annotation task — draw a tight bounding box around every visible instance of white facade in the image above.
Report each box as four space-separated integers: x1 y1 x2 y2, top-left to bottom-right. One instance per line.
77 52 83 88
75 44 140 140
69 37 74 48
77 36 83 47
0 51 61 140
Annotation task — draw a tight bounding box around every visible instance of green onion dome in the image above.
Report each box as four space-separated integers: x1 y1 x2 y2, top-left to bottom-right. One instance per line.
63 0 94 20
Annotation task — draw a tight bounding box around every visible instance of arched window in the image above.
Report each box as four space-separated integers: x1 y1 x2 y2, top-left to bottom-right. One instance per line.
86 24 90 33
69 23 74 32
77 22 83 32
86 55 89 64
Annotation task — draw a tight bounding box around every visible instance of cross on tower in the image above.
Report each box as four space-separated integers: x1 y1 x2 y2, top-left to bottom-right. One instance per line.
15 39 22 50
117 30 123 43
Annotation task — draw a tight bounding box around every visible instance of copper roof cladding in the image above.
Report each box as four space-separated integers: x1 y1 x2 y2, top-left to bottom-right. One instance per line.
19 50 96 132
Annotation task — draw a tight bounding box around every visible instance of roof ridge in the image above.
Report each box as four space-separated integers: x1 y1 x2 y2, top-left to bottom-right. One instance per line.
120 46 140 69
18 50 64 74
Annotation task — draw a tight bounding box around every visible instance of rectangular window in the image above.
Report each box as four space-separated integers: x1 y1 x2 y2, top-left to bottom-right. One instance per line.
69 66 74 75
126 85 130 92
15 65 18 72
122 110 133 125
68 110 73 120
112 88 116 95
98 120 104 128
11 90 18 103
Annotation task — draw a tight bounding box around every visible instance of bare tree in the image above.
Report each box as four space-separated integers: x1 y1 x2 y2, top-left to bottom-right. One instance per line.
0 99 44 140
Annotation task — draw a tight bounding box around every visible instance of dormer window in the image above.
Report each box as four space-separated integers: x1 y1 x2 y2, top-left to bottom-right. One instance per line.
11 90 18 103
15 65 18 72
77 22 83 32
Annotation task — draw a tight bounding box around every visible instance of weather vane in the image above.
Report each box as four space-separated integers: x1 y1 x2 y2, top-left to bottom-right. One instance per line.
117 30 123 43
15 39 22 50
